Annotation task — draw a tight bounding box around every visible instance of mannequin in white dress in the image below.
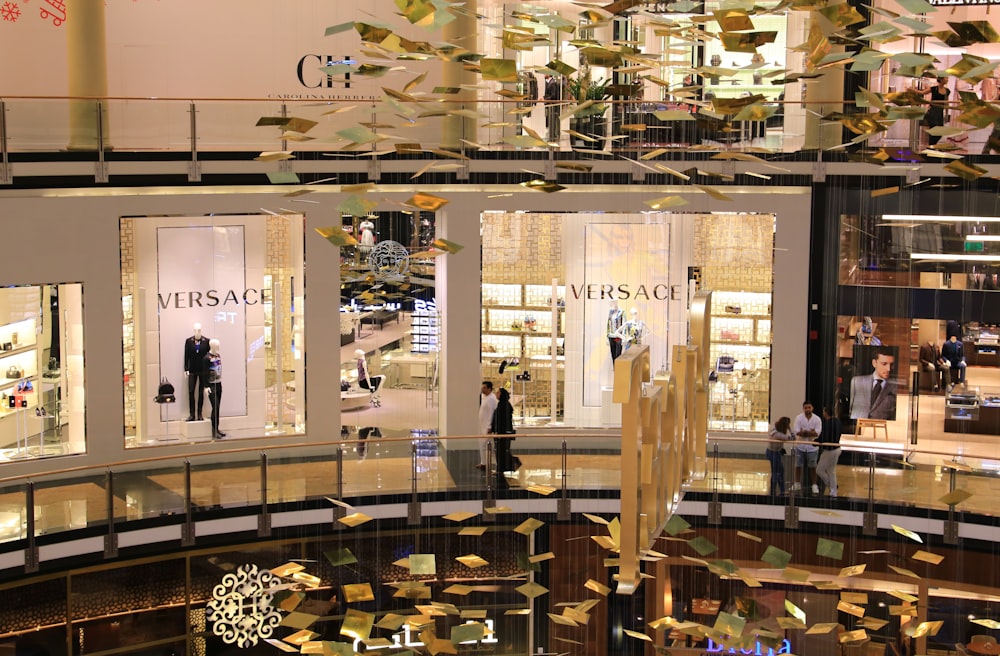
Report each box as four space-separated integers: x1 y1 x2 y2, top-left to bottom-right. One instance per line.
359 217 376 255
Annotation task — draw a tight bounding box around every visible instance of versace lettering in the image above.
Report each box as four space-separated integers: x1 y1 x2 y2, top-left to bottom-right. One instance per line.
157 288 269 310
569 283 669 301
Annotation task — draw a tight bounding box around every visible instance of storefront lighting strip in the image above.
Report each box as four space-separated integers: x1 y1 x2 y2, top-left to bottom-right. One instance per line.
966 235 1000 242
910 253 1000 262
884 215 1000 223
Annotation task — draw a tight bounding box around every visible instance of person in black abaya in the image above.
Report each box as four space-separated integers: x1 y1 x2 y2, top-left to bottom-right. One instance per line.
490 387 516 489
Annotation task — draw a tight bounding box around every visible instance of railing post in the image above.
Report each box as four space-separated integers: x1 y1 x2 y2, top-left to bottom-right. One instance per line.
557 438 570 520
708 442 722 525
95 101 109 183
105 469 118 558
187 102 201 182
863 451 878 535
181 459 194 547
909 371 920 446
408 440 421 525
24 481 38 573
258 452 271 537
483 438 496 521
331 444 346 527
943 466 959 545
0 99 11 185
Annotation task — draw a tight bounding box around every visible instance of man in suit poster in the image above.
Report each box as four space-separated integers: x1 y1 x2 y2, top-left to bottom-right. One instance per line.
849 345 898 420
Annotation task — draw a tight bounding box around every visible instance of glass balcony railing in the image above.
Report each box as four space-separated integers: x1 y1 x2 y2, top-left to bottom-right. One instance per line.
2 95 979 158
0 432 996 547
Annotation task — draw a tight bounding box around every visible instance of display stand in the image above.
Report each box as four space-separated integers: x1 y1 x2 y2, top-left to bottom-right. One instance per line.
179 417 212 439
157 401 181 441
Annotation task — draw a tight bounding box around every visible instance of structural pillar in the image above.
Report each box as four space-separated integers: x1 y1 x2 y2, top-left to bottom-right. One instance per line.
440 0 477 151
438 197 483 437
67 0 110 151
802 16 845 151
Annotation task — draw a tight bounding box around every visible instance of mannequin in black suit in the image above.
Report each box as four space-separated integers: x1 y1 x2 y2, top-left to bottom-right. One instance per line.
184 323 211 421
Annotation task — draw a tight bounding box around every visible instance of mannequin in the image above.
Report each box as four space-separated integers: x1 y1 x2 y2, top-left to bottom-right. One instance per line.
184 323 211 421
607 300 625 363
359 217 376 255
202 339 225 439
355 348 386 407
617 308 650 351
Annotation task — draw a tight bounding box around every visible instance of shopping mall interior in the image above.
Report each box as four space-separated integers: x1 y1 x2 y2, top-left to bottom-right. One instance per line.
1 0 1000 654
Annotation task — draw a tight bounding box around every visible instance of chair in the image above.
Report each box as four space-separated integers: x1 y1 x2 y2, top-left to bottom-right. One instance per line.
855 418 889 441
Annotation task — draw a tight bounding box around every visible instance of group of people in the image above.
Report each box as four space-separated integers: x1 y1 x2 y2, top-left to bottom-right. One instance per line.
768 402 842 497
477 380 518 489
919 335 968 393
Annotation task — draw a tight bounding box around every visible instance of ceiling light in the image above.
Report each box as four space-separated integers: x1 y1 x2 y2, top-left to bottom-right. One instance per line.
884 215 1000 223
966 235 1000 242
910 253 1000 262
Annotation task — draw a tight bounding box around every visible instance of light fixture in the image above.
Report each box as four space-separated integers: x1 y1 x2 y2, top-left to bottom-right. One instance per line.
910 253 1000 262
966 235 1000 242
883 215 1000 223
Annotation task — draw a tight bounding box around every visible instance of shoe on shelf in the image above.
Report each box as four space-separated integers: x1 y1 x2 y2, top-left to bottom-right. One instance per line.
197 416 204 421
829 489 838 496
790 483 801 492
811 484 820 494
186 416 195 422
213 431 226 439
475 464 486 471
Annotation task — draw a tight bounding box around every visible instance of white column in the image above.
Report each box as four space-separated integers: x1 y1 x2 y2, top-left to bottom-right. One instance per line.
438 198 483 436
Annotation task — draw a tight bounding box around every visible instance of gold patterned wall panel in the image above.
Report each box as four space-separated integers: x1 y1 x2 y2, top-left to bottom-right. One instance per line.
482 212 564 284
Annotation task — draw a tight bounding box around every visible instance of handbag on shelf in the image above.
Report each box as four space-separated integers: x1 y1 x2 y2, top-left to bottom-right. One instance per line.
5 365 23 379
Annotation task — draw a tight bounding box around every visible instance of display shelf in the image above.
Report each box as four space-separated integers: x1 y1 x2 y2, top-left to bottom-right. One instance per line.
708 290 773 430
482 283 565 420
410 298 439 355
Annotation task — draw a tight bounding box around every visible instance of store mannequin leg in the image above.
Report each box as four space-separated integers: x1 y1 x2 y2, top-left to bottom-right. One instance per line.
187 372 205 421
208 382 225 438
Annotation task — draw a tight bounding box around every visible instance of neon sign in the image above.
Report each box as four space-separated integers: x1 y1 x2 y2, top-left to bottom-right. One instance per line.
706 638 792 656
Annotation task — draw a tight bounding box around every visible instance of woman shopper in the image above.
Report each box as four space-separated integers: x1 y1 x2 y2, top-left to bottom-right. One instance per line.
490 387 517 490
767 417 793 496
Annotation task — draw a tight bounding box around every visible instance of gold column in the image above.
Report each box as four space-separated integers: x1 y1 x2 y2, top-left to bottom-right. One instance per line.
440 0 477 150
803 16 845 150
67 0 110 151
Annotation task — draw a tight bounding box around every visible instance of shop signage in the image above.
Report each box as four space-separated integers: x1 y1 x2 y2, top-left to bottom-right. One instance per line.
570 283 670 301
352 620 498 652
156 288 269 309
706 638 793 655
206 564 282 649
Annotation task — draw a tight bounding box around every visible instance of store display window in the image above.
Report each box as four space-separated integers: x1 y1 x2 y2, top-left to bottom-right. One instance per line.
121 215 305 446
0 283 85 462
481 211 774 431
337 211 440 434
694 213 776 433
